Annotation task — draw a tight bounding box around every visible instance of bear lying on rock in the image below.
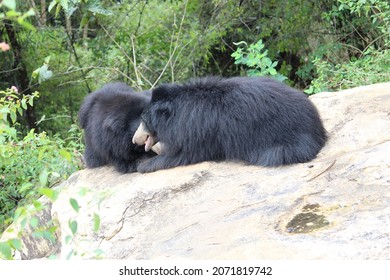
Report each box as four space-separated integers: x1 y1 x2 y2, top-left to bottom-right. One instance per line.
133 76 327 173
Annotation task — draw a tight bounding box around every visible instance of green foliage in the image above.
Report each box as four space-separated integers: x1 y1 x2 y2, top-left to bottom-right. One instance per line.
31 56 53 84
231 40 287 81
0 187 59 259
69 198 80 213
0 0 35 29
305 0 390 93
13 26 88 136
2 0 16 10
92 0 226 88
323 0 389 48
68 219 78 235
305 49 390 93
0 1 102 260
92 212 100 233
48 0 113 30
0 190 104 259
48 0 112 18
0 89 82 233
62 190 104 259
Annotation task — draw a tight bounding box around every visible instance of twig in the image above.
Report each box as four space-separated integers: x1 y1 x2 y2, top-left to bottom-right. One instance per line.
130 35 141 86
307 160 336 182
152 0 189 88
64 29 91 93
98 20 153 89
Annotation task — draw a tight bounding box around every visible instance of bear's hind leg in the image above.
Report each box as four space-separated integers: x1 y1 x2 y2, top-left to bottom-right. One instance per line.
250 133 324 167
248 146 285 167
284 133 324 164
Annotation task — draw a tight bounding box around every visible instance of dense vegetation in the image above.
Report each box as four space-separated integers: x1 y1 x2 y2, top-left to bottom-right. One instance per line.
0 0 389 252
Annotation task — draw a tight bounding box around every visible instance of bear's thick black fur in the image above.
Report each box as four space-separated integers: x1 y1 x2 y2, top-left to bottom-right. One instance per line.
78 82 153 173
134 76 327 173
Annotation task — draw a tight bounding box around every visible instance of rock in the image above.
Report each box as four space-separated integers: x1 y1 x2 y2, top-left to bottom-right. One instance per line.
1 82 390 259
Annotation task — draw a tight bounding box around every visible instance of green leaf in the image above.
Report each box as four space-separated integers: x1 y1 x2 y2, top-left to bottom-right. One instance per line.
44 56 51 64
13 207 26 221
9 238 22 250
78 187 89 197
5 10 21 18
48 0 58 13
0 242 13 260
60 0 69 12
20 217 28 230
25 8 35 17
28 96 34 106
38 65 53 83
32 68 40 79
10 110 16 123
39 169 49 187
67 7 78 18
65 235 72 245
16 105 22 116
59 149 72 162
93 213 100 232
33 200 45 211
269 68 277 75
42 230 57 242
247 69 261 76
68 220 78 235
51 172 60 178
18 19 35 31
304 87 314 94
32 231 44 238
69 198 80 213
80 14 90 28
3 0 16 10
21 98 27 110
39 188 58 202
93 249 104 257
66 249 75 260
274 74 288 82
55 3 62 18
87 5 113 16
29 217 39 229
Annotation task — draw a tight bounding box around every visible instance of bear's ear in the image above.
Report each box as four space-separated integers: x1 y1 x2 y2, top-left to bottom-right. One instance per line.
151 84 174 102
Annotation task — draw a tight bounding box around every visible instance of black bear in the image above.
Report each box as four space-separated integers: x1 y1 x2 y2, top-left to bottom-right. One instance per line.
78 82 154 173
132 76 327 173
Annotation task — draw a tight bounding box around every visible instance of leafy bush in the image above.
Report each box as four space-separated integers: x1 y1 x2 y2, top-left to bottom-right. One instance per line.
305 49 390 93
305 0 389 93
323 0 389 49
231 40 287 81
0 88 83 233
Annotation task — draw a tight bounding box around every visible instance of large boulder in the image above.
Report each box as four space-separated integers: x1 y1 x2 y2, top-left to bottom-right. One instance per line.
1 82 389 259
